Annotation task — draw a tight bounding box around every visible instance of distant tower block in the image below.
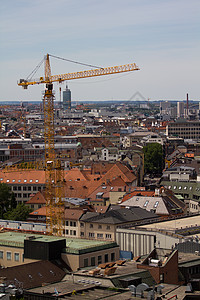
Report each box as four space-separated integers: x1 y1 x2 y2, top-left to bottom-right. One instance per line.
177 101 185 118
63 84 71 110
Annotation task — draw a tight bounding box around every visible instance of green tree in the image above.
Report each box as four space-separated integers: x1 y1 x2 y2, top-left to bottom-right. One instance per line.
3 203 32 221
144 143 163 175
0 183 17 218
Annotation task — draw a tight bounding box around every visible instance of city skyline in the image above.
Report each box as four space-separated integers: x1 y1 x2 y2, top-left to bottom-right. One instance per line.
0 0 199 102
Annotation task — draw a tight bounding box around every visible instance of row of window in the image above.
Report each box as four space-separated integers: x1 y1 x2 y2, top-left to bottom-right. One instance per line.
168 185 193 191
190 203 199 210
63 229 76 236
65 221 77 227
83 252 115 267
0 251 20 262
12 186 42 191
88 232 112 239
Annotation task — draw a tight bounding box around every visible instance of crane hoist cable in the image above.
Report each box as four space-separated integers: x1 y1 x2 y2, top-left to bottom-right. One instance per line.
25 54 103 82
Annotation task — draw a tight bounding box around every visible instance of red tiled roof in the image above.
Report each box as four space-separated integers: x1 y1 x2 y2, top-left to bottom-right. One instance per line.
30 206 46 216
26 191 46 204
64 209 83 220
0 170 45 184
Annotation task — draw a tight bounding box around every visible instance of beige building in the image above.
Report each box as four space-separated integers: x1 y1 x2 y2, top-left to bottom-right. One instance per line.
0 231 119 272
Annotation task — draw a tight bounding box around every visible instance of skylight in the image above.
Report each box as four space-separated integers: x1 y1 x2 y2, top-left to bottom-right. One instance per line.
154 201 159 208
144 200 149 207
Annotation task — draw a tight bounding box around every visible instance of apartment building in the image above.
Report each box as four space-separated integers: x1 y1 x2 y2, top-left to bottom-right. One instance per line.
79 207 157 242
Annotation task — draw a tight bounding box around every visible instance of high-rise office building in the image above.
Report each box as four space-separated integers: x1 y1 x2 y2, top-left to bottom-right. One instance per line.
63 85 71 110
177 102 185 118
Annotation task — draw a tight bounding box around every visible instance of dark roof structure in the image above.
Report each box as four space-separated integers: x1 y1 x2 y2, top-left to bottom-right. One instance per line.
0 260 66 289
80 206 157 225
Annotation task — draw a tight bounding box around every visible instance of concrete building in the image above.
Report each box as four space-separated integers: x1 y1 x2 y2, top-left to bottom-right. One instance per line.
160 101 171 117
166 120 200 139
177 102 185 118
63 85 71 110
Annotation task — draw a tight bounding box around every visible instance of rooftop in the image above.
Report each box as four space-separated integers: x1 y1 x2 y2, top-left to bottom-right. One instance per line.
0 231 118 254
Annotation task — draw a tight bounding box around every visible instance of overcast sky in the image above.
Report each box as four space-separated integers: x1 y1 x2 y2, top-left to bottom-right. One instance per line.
0 0 199 102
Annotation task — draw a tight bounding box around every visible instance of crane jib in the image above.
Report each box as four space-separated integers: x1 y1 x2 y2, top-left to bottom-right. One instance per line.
18 63 139 87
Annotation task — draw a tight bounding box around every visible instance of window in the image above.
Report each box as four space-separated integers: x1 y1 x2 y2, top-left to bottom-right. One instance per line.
105 234 112 239
13 186 17 191
80 232 84 237
89 232 95 238
70 230 76 236
33 186 37 191
70 221 76 227
90 224 93 228
0 251 3 259
104 254 109 263
98 225 102 229
24 194 27 198
12 179 15 182
80 222 84 227
144 200 149 207
24 179 27 183
14 253 19 262
18 186 21 191
35 179 39 182
18 194 22 198
7 252 11 260
91 257 95 266
28 186 31 191
106 225 110 230
111 252 115 261
65 221 69 226
98 255 102 264
23 186 27 191
65 229 69 235
31 205 34 209
97 233 103 239
84 258 88 267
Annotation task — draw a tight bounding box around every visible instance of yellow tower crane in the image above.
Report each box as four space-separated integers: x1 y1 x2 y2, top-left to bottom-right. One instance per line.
18 53 140 235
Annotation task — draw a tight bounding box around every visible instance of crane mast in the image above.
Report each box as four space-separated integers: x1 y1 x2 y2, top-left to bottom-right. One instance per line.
18 54 140 236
